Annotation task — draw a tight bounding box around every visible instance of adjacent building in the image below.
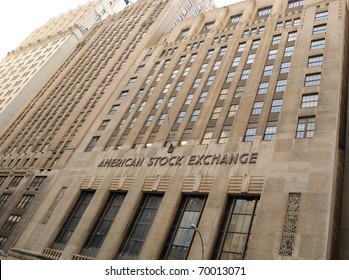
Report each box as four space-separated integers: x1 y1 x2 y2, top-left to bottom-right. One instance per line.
1 0 349 260
0 0 137 131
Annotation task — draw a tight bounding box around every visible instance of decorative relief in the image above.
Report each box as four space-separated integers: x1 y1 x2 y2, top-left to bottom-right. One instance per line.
279 193 301 256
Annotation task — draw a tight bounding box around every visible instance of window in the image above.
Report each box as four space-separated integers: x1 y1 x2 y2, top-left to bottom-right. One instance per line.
264 123 277 141
193 78 201 88
16 195 34 209
241 69 250 80
270 99 283 113
206 75 215 86
235 86 244 98
301 93 318 108
190 110 201 122
85 136 100 152
315 11 328 21
226 71 235 83
237 42 246 52
199 91 208 103
268 50 277 60
308 55 323 67
310 38 325 50
157 113 167 125
201 131 213 144
205 22 215 31
275 80 287 92
231 14 241 24
52 191 95 250
81 193 125 257
176 111 186 123
244 127 256 142
296 117 316 138
2 215 21 230
258 82 269 95
246 54 255 64
288 31 297 42
8 176 23 188
119 90 128 99
280 62 291 74
0 236 7 249
199 63 208 73
263 65 273 76
288 0 304 9
218 128 230 144
228 105 239 117
219 89 228 100
313 24 327 35
161 195 206 260
305 73 321 86
276 22 283 30
117 194 162 259
145 115 154 126
213 60 221 70
185 93 194 105
0 194 11 206
211 107 222 119
99 120 110 131
284 46 294 57
219 46 227 56
212 196 259 260
232 57 241 67
181 28 189 38
251 39 260 49
252 101 264 115
206 49 214 59
0 176 7 187
272 35 281 45
258 6 272 17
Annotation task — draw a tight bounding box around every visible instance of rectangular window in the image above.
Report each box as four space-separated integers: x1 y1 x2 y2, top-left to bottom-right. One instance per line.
85 136 100 152
99 120 110 131
0 193 11 206
251 39 260 49
296 117 316 138
199 91 208 103
264 123 277 141
218 128 230 144
270 99 283 113
246 54 255 64
315 11 328 21
117 194 163 259
235 86 245 98
288 31 297 42
228 105 239 117
313 24 327 35
219 46 227 57
275 80 287 92
176 111 186 123
190 110 201 122
231 14 241 24
305 73 321 86
145 115 154 126
226 71 235 83
52 191 95 250
201 131 213 144
8 176 24 188
284 46 294 57
211 107 222 119
206 75 215 86
241 69 250 80
301 93 318 108
267 50 277 60
193 78 201 88
272 35 281 45
0 176 7 187
232 57 241 67
161 195 206 260
0 236 8 249
310 39 325 50
280 62 291 74
206 49 214 59
258 82 269 95
2 215 21 230
81 192 125 257
219 89 228 100
212 196 259 260
258 6 272 17
308 55 323 67
263 65 273 76
16 195 34 209
276 22 283 30
244 127 257 142
252 101 264 115
288 0 304 9
237 42 246 52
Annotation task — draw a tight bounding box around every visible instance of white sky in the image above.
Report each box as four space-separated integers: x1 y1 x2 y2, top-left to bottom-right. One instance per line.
0 0 241 61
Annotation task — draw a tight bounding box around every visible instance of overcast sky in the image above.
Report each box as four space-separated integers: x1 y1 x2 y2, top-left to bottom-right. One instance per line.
0 0 241 61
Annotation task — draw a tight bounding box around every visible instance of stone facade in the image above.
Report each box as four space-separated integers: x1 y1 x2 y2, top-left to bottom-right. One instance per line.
1 0 348 260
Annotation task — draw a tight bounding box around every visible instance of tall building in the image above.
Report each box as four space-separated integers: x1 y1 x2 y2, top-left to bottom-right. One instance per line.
0 0 137 131
0 0 215 258
0 0 348 260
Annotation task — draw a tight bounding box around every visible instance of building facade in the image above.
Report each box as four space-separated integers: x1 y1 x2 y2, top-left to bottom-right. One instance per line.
0 0 137 131
1 0 349 260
